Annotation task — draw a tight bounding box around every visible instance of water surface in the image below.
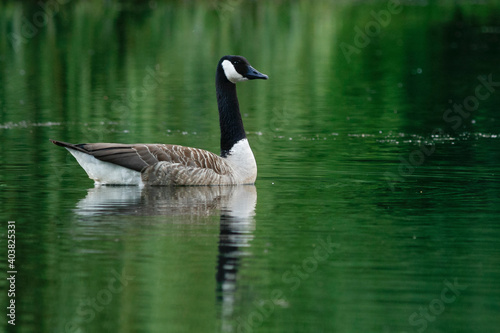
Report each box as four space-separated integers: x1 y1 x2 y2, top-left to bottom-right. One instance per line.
1 1 500 332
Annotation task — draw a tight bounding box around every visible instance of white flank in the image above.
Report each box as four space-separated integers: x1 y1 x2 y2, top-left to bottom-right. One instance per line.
226 138 257 184
221 60 248 83
67 149 143 186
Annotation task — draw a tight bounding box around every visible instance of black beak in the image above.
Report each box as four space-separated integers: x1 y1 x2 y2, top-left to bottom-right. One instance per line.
245 65 268 80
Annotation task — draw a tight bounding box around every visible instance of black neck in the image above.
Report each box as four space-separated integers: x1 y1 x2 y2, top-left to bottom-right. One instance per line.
216 71 246 157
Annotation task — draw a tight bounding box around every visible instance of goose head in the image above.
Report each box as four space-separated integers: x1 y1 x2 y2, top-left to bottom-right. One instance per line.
219 55 268 84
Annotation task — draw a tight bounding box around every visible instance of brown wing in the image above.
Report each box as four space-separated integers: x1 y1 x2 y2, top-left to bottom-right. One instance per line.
50 140 228 174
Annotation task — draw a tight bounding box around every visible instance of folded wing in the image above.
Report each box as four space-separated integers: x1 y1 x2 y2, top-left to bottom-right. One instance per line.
50 140 231 176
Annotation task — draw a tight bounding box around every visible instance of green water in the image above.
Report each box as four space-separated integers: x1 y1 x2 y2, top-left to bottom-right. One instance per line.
1 1 500 332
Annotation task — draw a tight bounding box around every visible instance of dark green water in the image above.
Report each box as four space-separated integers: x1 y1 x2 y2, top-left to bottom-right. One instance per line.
1 1 500 332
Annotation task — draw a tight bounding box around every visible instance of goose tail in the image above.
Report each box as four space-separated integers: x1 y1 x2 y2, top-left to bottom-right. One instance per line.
50 139 89 154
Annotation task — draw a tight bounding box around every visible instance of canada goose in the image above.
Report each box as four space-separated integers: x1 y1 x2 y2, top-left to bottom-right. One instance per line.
51 55 268 186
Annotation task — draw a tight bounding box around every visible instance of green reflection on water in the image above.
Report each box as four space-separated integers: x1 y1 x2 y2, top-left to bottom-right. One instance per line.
0 1 500 332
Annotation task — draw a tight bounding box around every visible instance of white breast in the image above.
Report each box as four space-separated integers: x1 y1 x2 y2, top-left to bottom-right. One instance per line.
225 139 257 184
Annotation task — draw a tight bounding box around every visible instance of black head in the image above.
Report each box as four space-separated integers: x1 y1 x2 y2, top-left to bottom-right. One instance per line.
218 55 268 84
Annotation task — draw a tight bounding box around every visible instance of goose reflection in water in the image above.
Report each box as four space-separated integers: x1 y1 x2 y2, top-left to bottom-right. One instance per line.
73 185 256 331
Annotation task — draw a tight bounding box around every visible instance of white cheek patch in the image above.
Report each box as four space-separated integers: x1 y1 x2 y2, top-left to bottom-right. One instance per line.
222 60 248 83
